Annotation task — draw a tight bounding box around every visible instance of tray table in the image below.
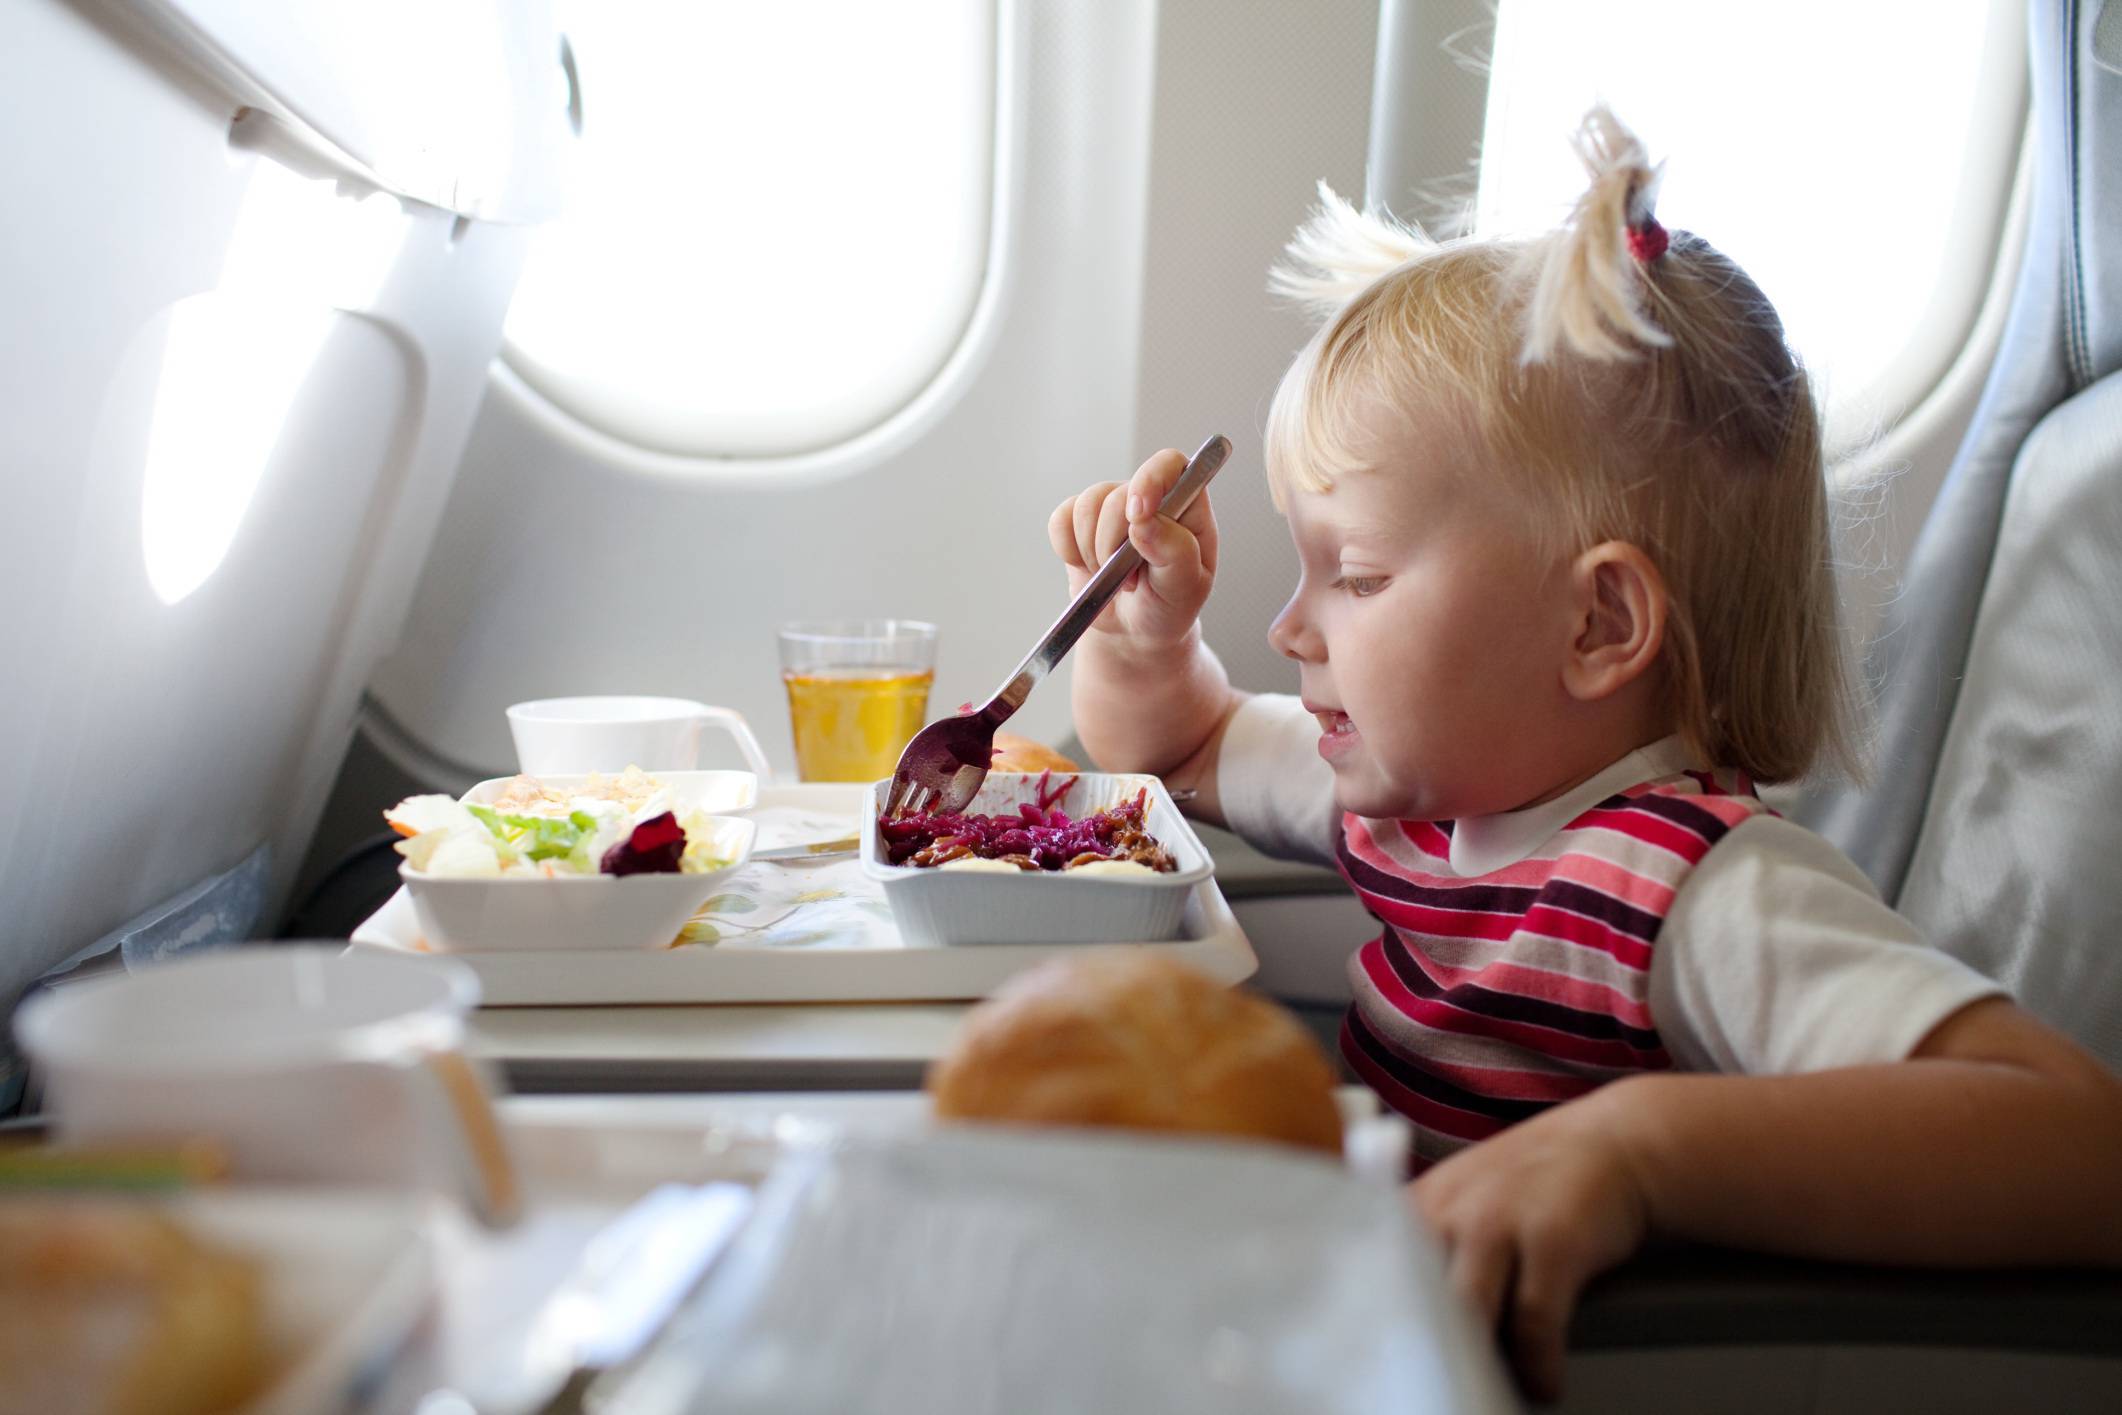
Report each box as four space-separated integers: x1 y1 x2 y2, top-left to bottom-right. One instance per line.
350 783 1257 1007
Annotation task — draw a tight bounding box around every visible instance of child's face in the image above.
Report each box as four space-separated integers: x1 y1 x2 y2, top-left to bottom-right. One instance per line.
1268 407 1583 821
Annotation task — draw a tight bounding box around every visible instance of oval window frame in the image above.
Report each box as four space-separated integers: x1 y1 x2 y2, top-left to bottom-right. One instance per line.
494 0 1023 489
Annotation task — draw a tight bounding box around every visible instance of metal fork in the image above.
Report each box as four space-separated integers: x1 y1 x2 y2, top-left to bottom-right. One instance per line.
882 434 1231 818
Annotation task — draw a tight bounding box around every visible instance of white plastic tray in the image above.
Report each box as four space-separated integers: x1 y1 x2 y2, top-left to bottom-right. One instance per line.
348 784 1256 1006
415 1091 1406 1413
588 1126 1506 1415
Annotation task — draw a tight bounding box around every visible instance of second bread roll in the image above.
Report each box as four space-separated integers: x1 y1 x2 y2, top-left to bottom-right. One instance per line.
927 950 1344 1155
987 733 1081 774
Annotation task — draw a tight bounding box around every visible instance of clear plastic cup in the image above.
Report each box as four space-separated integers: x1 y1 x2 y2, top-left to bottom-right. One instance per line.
777 620 939 782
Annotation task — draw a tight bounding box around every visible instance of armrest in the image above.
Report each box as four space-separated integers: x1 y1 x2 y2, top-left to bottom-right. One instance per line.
1573 1245 2122 1357
1191 822 1347 900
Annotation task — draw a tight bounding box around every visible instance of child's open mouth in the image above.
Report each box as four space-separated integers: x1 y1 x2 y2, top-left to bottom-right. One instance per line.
1308 705 1359 759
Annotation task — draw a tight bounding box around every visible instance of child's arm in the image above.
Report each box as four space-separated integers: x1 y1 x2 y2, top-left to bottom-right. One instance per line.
1413 998 2122 1401
1048 449 1246 827
1616 998 2122 1264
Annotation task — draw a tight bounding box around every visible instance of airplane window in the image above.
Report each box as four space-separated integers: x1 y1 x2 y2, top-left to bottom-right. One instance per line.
501 1 996 459
1475 0 2020 452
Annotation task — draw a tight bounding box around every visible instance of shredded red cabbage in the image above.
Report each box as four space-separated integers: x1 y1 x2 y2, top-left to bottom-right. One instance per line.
1033 770 1073 813
879 777 1174 872
600 811 686 876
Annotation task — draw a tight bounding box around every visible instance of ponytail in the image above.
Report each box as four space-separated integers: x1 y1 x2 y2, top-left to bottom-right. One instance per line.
1520 105 1672 364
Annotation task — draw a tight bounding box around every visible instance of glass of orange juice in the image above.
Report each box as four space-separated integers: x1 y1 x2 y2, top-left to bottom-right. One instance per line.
776 619 939 782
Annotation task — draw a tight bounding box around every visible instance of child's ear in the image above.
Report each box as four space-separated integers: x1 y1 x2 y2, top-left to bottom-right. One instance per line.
1562 541 1666 703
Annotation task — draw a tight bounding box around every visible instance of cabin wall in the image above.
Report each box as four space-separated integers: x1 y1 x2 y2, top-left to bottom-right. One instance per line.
1130 0 1377 700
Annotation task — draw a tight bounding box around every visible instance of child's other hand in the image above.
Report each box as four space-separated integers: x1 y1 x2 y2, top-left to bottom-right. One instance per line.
1409 1098 1650 1404
1047 448 1218 649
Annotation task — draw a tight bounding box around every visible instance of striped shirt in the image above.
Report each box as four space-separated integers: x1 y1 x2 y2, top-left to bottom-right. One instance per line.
1337 768 1771 1168
1218 702 2005 1156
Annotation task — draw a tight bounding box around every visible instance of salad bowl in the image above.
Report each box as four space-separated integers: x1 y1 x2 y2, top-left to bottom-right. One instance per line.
398 771 758 953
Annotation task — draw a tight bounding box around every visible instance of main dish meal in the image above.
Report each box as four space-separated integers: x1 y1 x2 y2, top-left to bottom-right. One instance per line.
387 766 731 879
877 774 1177 876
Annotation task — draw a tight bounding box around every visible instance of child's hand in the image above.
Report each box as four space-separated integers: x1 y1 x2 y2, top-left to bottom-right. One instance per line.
1408 1097 1651 1404
1047 448 1218 649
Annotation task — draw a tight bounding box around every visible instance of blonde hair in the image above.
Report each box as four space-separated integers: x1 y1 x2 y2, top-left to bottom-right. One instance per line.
1264 106 1852 784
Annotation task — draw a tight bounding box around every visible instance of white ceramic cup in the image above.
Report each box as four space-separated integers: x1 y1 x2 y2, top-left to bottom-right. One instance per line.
16 946 521 1227
506 695 772 779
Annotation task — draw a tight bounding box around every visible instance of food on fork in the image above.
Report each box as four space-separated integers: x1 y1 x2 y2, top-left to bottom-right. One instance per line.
883 437 1228 820
0 1199 267 1415
927 951 1344 1155
877 775 1177 873
385 767 733 879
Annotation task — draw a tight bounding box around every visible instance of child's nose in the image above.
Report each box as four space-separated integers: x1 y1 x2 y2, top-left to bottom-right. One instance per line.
1269 595 1319 662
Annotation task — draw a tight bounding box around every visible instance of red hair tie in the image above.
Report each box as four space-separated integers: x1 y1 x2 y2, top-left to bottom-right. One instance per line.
1627 218 1669 263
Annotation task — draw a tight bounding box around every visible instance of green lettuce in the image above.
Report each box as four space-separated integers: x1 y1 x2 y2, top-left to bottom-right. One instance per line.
467 805 602 866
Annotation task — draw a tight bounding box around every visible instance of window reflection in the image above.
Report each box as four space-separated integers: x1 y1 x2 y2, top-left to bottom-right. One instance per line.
140 161 405 606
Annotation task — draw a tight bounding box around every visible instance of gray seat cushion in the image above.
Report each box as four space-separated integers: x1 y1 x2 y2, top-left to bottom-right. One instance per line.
1896 374 2122 1069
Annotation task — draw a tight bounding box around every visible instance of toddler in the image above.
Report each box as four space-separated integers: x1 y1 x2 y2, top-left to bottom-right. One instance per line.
1053 107 2122 1400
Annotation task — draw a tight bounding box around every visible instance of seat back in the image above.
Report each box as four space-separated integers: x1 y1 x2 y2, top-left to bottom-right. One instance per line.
1800 0 2122 1066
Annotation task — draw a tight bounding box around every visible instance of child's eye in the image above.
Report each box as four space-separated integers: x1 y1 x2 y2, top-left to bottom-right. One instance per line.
1332 576 1387 598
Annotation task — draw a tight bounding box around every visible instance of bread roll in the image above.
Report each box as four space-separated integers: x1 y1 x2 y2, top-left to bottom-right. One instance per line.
927 951 1344 1155
0 1200 267 1415
988 733 1081 774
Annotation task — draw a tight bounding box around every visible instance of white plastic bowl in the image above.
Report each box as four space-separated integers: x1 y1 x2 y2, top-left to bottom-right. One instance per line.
861 773 1214 946
398 771 758 953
